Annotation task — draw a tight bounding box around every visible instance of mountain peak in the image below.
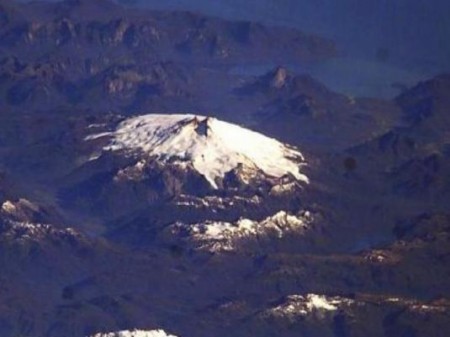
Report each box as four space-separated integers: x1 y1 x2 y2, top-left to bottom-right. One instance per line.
192 116 211 136
270 66 289 88
88 114 308 188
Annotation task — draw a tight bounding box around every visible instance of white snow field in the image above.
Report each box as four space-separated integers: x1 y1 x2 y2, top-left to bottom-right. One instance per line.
88 114 308 188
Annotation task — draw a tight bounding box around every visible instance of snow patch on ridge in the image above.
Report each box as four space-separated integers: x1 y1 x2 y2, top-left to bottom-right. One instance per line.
87 114 308 188
167 210 312 252
0 221 80 242
88 330 178 337
1 200 17 214
266 294 354 319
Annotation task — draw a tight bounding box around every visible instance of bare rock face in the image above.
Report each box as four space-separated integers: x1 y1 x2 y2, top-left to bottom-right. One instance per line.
270 67 289 89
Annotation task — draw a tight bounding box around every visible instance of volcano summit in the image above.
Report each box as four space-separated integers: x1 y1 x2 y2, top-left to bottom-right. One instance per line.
88 114 309 188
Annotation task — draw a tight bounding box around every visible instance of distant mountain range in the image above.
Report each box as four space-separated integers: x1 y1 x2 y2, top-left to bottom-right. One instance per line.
115 0 450 72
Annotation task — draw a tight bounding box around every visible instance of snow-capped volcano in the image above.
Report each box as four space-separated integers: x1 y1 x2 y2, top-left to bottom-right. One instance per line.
88 114 308 188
